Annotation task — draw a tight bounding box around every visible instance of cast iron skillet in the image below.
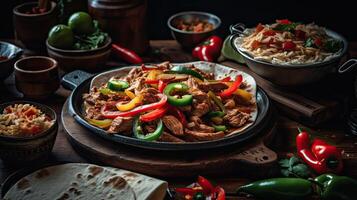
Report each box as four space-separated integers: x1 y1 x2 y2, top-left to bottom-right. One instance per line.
62 64 272 151
228 23 354 86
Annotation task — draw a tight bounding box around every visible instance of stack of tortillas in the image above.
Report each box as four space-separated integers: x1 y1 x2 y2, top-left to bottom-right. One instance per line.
3 163 168 200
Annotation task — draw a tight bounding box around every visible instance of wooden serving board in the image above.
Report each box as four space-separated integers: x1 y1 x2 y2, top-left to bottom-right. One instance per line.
62 100 279 178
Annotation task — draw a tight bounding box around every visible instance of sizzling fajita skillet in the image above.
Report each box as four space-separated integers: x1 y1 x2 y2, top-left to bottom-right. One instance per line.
62 61 273 151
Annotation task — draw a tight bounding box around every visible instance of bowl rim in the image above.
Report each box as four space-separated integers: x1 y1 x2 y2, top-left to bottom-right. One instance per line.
167 11 221 35
14 56 58 74
0 41 23 63
232 28 348 69
46 36 112 54
13 1 57 17
0 101 58 141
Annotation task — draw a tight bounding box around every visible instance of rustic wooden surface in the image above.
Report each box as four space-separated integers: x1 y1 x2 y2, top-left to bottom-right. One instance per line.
0 40 357 199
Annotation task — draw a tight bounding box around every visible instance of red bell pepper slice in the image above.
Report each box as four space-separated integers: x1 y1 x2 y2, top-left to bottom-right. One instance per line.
255 23 264 33
139 104 168 122
219 75 243 98
212 186 225 200
141 64 167 71
101 94 167 119
197 176 214 195
112 44 143 64
282 41 296 51
192 36 223 62
263 29 276 36
168 105 187 125
219 77 231 82
276 19 292 24
158 80 167 93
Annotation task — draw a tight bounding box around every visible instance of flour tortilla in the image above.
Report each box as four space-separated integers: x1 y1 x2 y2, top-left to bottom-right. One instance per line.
4 163 167 200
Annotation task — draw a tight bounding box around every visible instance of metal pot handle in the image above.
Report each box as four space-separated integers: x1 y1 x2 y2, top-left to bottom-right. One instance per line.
338 59 357 73
229 23 247 36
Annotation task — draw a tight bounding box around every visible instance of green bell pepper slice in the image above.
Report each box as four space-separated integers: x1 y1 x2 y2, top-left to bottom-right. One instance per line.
208 91 226 113
314 174 357 200
206 111 225 118
167 66 204 80
107 79 129 91
133 117 163 141
213 125 227 132
163 83 193 106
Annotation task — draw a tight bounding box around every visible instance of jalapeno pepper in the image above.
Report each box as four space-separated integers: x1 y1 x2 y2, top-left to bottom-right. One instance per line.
237 178 313 200
313 174 357 200
99 88 126 96
101 94 167 118
213 125 227 132
219 75 243 98
163 83 193 106
107 79 129 91
296 129 343 174
133 117 163 141
166 66 204 80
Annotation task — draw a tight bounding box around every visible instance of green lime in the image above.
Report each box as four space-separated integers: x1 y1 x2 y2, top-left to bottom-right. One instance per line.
68 12 95 35
47 24 74 49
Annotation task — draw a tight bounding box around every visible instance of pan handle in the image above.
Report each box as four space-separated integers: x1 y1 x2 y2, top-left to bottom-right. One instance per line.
229 23 246 35
338 59 357 73
61 70 93 90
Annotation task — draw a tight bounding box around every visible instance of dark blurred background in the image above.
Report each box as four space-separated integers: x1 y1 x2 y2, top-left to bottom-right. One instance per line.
1 0 355 41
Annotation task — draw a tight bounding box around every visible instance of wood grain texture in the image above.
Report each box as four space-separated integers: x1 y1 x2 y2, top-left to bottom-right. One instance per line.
0 40 356 199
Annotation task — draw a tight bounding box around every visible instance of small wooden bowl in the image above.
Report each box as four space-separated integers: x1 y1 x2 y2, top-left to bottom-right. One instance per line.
0 41 23 81
46 37 112 72
14 56 59 99
13 2 58 50
0 101 58 164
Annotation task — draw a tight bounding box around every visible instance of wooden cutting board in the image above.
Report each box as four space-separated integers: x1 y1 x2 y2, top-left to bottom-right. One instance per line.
220 61 354 126
61 100 279 178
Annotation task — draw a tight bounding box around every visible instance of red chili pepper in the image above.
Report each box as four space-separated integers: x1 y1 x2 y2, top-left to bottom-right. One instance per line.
212 186 225 200
263 30 276 36
192 36 223 62
139 104 168 122
219 75 242 98
112 44 143 64
282 41 296 51
197 176 214 195
101 94 167 119
295 30 306 40
276 19 292 24
296 128 343 174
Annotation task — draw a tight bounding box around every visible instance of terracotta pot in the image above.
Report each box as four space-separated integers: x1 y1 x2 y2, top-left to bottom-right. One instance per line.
0 101 58 164
14 56 59 99
46 37 112 72
88 0 149 54
13 2 58 50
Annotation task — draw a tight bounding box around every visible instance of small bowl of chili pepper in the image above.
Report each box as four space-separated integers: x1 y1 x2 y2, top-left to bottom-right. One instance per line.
0 41 23 81
167 11 221 49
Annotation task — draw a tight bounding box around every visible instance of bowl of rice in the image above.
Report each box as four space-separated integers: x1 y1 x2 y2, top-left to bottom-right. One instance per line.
0 101 58 163
230 20 351 86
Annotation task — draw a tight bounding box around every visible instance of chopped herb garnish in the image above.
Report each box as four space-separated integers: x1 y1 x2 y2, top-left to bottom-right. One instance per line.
273 22 300 32
323 39 342 53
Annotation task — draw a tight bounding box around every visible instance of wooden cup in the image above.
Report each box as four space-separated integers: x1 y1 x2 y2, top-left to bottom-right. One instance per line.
14 56 59 99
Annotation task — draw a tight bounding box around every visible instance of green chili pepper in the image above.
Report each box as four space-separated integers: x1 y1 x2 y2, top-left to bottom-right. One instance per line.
163 83 193 106
107 79 129 91
99 88 125 96
208 91 226 113
237 178 313 200
213 125 227 132
133 117 163 141
167 66 204 80
314 174 357 200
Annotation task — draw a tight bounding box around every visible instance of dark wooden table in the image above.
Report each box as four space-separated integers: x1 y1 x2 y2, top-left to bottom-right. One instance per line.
1 40 357 199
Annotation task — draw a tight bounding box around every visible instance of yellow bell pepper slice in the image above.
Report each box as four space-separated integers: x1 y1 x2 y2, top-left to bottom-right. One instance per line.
146 70 163 88
124 89 136 99
87 118 113 129
116 95 143 111
234 89 252 102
